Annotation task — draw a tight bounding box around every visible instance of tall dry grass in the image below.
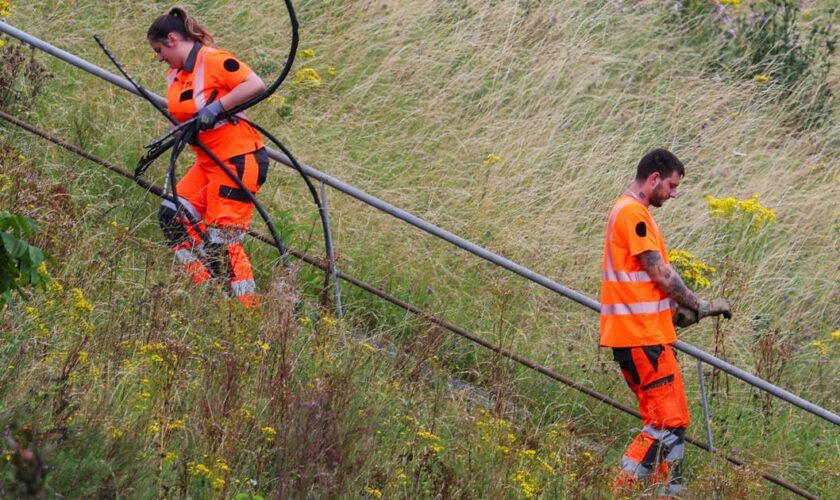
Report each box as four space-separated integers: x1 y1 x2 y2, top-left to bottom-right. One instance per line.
2 0 838 496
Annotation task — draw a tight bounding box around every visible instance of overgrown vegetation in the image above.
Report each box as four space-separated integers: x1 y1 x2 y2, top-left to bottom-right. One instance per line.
0 0 837 497
667 0 837 128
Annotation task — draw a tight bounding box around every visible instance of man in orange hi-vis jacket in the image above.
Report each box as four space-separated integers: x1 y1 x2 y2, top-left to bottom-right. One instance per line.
601 149 732 498
147 7 268 308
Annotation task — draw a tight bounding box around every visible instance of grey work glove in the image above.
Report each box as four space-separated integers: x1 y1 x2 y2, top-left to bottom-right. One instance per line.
698 297 732 320
674 298 732 329
196 100 224 130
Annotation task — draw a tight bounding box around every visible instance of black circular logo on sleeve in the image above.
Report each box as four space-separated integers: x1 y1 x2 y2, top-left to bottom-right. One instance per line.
223 58 240 72
635 222 647 237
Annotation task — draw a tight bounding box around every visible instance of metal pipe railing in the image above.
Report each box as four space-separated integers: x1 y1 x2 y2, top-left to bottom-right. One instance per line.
2 20 837 428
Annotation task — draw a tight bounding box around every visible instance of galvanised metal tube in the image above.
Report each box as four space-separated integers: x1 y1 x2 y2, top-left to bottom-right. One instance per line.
3 21 838 428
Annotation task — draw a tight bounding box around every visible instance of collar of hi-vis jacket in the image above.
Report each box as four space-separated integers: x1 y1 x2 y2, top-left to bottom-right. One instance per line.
167 42 238 129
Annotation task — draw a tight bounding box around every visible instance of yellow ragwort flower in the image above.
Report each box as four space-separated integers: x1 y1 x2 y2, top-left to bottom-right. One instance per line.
483 153 502 166
300 48 316 60
812 340 829 357
754 73 769 83
295 67 321 87
831 330 840 343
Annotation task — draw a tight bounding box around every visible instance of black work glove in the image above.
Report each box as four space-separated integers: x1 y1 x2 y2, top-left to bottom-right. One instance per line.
195 100 224 130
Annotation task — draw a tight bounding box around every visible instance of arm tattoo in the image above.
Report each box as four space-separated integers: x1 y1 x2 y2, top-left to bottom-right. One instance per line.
638 251 700 310
667 273 701 310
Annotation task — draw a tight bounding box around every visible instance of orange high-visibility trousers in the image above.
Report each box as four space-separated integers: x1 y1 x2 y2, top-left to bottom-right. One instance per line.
612 344 688 496
159 148 268 307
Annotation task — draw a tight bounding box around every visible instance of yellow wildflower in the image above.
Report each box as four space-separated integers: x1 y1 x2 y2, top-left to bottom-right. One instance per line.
812 340 829 357
0 1 10 18
483 153 502 166
300 48 316 60
212 477 226 490
429 443 444 453
262 426 277 440
295 67 321 87
298 316 312 327
417 430 441 441
150 354 165 363
495 445 510 454
668 249 715 289
167 419 186 431
78 351 89 364
832 330 840 342
47 279 64 295
215 460 230 473
188 462 212 477
512 470 538 499
71 288 93 314
360 342 377 353
148 422 161 434
705 194 777 231
327 66 337 77
753 73 769 83
366 487 383 498
164 451 178 463
110 429 124 439
0 173 10 192
321 315 337 328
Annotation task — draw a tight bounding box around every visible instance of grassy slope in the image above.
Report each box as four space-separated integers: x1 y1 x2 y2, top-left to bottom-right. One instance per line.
1 0 838 497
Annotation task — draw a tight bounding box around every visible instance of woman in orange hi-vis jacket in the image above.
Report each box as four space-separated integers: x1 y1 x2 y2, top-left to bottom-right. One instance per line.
600 149 732 498
147 7 267 308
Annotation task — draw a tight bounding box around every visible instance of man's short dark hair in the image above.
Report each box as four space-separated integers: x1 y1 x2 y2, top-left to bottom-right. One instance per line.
635 148 684 181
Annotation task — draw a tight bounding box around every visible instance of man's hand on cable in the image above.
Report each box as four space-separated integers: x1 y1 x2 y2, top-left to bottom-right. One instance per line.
196 100 224 130
674 298 732 328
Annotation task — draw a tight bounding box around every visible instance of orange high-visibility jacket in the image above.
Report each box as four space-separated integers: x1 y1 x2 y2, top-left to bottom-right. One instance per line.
600 194 676 347
165 43 263 162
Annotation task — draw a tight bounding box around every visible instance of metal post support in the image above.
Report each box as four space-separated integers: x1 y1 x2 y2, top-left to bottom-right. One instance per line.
2 20 839 428
320 181 343 319
697 359 720 500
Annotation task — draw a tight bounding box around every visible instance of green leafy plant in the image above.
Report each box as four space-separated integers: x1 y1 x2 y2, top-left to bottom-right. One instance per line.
0 211 49 308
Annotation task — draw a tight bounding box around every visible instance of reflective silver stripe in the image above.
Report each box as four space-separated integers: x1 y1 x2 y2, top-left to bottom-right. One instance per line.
601 298 673 316
161 196 202 223
642 426 684 446
656 483 687 496
602 269 651 282
207 227 246 244
230 279 256 297
620 455 651 480
193 47 208 109
174 248 196 264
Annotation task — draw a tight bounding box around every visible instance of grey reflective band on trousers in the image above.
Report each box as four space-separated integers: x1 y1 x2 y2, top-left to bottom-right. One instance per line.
162 196 202 222
174 248 198 265
230 279 256 297
2 20 837 427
